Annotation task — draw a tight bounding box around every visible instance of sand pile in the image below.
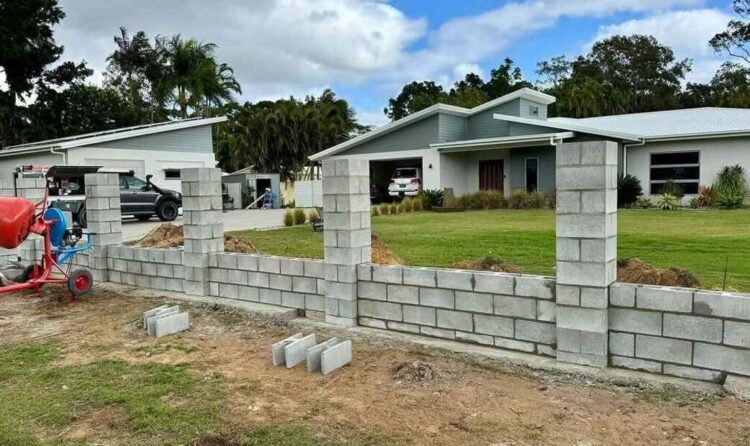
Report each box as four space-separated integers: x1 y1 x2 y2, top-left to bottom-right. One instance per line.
133 224 257 254
371 234 404 265
452 256 522 273
617 258 699 288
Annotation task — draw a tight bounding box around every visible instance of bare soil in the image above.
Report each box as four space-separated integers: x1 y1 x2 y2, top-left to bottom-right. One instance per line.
372 234 404 265
617 258 700 288
133 223 258 253
1 287 749 445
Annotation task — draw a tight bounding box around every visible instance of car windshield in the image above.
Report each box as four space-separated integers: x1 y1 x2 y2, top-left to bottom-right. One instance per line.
392 169 417 179
120 175 147 189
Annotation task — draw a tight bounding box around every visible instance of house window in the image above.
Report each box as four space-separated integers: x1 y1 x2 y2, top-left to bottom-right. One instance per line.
525 158 539 192
649 151 700 194
528 104 539 117
164 169 181 180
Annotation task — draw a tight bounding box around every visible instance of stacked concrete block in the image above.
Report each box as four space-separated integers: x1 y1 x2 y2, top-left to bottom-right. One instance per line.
143 305 190 337
181 168 224 296
322 158 372 327
356 265 556 356
608 283 750 382
284 334 317 368
555 140 617 368
107 246 183 292
84 173 123 282
271 334 352 375
206 254 325 318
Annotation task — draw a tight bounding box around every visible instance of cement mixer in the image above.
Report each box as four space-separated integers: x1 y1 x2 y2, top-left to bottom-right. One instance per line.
0 191 93 298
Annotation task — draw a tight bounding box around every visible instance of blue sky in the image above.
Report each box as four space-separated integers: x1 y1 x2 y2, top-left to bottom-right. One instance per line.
55 0 739 126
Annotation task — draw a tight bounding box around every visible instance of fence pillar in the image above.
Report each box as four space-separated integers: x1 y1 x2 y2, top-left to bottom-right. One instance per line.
555 140 618 367
322 158 371 327
181 168 224 296
84 173 123 282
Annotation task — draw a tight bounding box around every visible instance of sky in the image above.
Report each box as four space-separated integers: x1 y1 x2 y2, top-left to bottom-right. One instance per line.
53 0 738 126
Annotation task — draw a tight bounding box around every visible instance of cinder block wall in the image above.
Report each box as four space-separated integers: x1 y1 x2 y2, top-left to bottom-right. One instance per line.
609 282 750 382
106 246 184 292
356 265 557 356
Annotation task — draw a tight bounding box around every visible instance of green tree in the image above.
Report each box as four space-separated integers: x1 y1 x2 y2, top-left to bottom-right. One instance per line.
482 58 532 99
385 81 447 120
710 0 750 63
682 62 750 108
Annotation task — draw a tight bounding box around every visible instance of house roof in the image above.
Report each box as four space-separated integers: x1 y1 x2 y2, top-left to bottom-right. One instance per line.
547 107 750 141
309 88 555 161
493 114 643 142
0 116 227 158
431 132 575 152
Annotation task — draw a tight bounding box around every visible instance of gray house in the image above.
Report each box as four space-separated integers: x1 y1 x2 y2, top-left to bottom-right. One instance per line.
311 88 750 199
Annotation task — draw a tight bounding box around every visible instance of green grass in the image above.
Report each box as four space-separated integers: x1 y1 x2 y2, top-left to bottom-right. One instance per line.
231 209 750 291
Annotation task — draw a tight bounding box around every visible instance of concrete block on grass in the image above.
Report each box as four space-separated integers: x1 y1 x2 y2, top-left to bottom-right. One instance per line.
306 338 339 372
271 333 303 366
284 334 317 368
320 340 353 376
152 312 190 338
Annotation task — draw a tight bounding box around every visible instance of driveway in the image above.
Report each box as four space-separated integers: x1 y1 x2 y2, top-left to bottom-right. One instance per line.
121 208 290 242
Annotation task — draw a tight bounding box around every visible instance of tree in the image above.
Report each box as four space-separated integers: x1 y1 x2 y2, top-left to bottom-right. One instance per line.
483 58 532 99
681 62 750 108
710 0 750 63
385 81 447 120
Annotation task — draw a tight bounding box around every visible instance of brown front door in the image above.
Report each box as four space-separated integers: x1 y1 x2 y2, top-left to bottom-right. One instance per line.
479 160 504 191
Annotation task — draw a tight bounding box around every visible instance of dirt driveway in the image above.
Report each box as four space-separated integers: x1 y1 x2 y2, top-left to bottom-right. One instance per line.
0 286 748 446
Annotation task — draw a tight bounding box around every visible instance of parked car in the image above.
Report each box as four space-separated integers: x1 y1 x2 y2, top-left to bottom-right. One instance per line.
387 167 422 198
29 165 182 227
370 183 387 204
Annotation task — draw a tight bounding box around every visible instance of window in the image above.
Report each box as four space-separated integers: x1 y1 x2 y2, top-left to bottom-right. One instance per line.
649 151 700 194
525 158 539 192
528 104 539 117
120 175 147 190
164 169 181 179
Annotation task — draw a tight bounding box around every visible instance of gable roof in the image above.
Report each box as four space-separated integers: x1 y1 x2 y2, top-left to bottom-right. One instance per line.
0 116 227 157
493 114 642 142
309 88 555 160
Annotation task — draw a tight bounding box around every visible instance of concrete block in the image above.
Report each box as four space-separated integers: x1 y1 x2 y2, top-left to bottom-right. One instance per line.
402 305 436 326
217 254 238 270
280 259 304 276
557 260 615 288
725 321 750 348
420 326 455 340
494 295 536 319
227 269 249 286
152 312 190 338
515 320 555 344
359 317 387 329
556 237 580 261
237 255 259 271
609 332 634 357
556 213 612 239
436 270 474 291
281 291 305 309
358 281 386 301
558 351 608 368
580 287 608 309
219 283 239 299
636 334 692 365
455 331 494 346
238 286 260 302
536 300 556 322
403 267 436 287
305 294 326 312
258 256 281 274
248 272 270 288
269 274 292 291
320 340 353 375
420 288 454 308
663 314 723 343
494 337 536 353
609 308 662 335
663 364 724 383
292 276 317 294
610 283 636 307
372 265 403 284
556 191 581 214
694 343 750 376
474 314 514 338
455 291 494 314
557 306 606 332
694 291 750 320
556 285 580 305
304 260 326 278
724 375 750 400
612 355 662 373
306 338 339 372
387 284 419 304
284 334 317 368
515 276 554 299
358 300 402 321
259 288 282 306
436 309 473 331
556 165 607 190
473 272 514 295
146 306 180 335
271 333 303 366
142 305 169 329
637 287 693 313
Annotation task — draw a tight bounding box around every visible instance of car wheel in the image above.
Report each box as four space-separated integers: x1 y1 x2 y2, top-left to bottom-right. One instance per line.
76 205 88 228
135 215 152 222
157 201 179 221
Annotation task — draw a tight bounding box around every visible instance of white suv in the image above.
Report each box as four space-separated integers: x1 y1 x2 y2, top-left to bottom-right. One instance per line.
388 167 422 198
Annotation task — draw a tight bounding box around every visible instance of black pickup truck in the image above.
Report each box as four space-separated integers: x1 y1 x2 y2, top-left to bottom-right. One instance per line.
36 166 182 227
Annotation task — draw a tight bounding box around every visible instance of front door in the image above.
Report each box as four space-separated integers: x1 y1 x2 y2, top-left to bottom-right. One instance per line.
479 160 504 191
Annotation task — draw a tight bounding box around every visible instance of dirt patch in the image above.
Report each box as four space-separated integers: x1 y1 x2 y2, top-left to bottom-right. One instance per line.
392 361 442 384
617 258 700 288
371 234 404 265
133 223 257 253
452 256 522 273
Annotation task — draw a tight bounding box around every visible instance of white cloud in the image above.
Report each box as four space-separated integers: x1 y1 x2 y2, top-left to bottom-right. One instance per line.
590 8 731 83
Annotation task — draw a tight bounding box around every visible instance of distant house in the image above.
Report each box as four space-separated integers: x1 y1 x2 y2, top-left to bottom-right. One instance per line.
0 117 226 190
310 88 750 198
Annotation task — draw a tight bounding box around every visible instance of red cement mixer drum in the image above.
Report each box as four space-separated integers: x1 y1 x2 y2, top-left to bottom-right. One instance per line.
0 197 36 249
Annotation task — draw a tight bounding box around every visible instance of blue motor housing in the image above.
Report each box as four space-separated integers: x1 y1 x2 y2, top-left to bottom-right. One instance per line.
43 207 68 248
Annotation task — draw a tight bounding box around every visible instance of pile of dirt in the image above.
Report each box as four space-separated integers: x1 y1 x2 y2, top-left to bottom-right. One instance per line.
371 234 404 265
133 224 258 254
452 256 522 273
392 361 441 383
617 258 700 288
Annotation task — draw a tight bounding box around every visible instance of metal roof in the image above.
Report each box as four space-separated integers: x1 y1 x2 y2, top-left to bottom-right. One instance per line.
548 108 750 140
0 116 227 157
431 132 575 152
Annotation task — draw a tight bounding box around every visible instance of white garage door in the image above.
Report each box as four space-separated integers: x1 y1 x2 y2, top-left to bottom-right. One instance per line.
84 159 146 179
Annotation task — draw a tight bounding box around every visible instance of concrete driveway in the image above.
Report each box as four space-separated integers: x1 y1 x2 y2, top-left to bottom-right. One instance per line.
122 208 290 242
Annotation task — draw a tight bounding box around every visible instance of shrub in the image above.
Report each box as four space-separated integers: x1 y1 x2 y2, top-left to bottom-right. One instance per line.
420 189 444 209
636 197 653 209
307 209 319 223
412 197 423 212
698 185 717 207
402 197 414 212
371 206 380 217
657 194 679 210
689 197 700 209
458 190 505 210
660 180 684 201
617 174 642 208
718 190 746 209
715 164 748 208
507 190 547 209
389 203 399 214
379 203 390 215
283 210 294 226
293 208 306 225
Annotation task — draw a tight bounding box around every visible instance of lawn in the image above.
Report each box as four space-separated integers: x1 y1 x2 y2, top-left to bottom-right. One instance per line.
231 209 750 292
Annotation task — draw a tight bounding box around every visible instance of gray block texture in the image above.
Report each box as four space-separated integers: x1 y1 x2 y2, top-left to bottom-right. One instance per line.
320 340 353 376
271 333 303 366
284 334 317 368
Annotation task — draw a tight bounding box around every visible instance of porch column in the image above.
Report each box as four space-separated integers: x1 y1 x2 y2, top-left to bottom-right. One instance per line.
84 173 123 282
181 168 224 296
555 141 618 367
322 158 372 327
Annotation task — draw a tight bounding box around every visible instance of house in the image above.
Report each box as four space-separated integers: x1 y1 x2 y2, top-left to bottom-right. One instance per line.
310 88 750 199
221 167 282 208
0 117 226 191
